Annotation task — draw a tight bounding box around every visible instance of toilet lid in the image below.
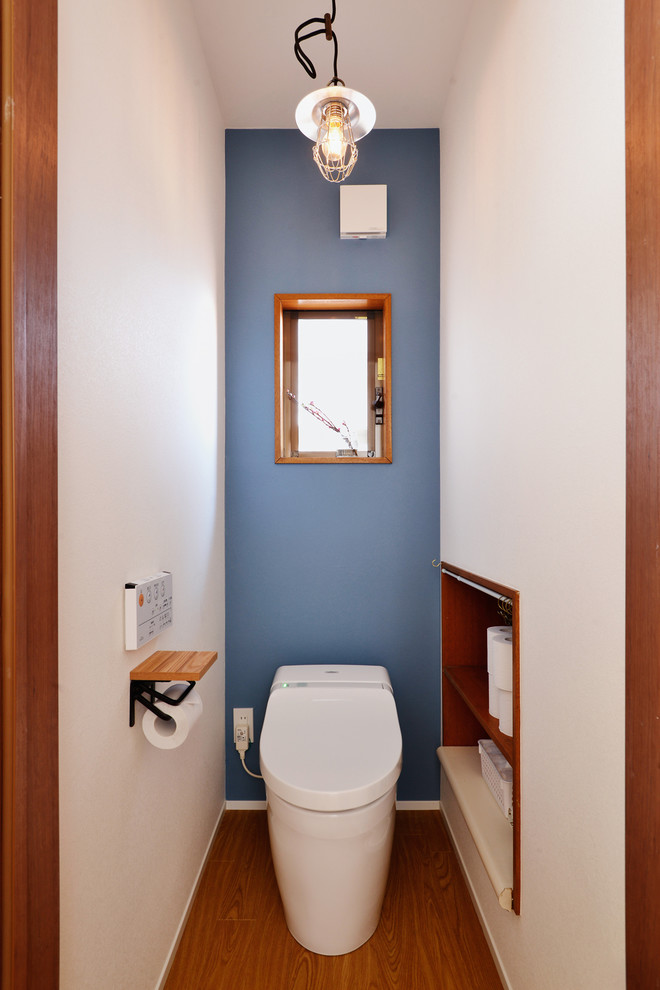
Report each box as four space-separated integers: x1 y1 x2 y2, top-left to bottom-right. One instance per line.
260 686 402 812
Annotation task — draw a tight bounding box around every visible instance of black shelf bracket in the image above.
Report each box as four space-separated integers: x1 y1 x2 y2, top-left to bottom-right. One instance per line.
129 679 196 727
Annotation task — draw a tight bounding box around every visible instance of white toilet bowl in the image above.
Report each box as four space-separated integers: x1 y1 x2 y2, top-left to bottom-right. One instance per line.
259 665 402 955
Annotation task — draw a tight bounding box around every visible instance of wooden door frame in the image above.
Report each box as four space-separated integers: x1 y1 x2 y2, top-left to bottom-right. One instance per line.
0 0 656 987
625 0 660 984
1 0 59 986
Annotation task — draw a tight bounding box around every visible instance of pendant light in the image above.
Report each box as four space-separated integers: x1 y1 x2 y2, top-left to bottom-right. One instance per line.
294 1 375 183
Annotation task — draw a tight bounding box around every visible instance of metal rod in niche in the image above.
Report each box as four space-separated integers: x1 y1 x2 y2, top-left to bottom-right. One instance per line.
439 566 512 605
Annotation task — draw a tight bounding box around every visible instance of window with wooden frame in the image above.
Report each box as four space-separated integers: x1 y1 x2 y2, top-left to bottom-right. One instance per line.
275 294 392 463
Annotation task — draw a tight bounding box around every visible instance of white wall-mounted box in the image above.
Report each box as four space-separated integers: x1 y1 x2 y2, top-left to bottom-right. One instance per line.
340 184 387 239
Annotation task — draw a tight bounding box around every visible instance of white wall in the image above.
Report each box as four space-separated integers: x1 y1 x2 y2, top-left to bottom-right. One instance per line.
440 1 626 987
58 0 225 986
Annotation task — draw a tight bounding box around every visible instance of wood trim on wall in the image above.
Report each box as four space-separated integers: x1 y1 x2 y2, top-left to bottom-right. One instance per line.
625 0 660 984
1 0 59 986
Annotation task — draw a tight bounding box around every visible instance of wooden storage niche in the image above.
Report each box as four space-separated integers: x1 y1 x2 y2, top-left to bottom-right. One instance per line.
438 562 520 914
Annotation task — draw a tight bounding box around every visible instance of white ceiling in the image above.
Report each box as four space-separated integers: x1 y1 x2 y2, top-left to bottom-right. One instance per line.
191 0 473 129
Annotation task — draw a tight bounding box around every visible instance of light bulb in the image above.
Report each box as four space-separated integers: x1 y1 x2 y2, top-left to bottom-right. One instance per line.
323 104 347 161
313 100 357 182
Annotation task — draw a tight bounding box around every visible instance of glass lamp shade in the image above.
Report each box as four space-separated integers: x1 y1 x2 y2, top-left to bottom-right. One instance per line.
296 84 376 183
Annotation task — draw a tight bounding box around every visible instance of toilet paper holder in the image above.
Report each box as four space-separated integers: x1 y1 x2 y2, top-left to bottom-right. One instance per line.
128 649 218 726
129 679 196 727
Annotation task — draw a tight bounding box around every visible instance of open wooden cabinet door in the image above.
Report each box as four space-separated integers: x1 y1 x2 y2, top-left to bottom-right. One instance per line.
1 0 59 986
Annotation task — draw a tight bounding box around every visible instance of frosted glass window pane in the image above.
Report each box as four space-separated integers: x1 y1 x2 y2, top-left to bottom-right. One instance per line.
297 319 368 452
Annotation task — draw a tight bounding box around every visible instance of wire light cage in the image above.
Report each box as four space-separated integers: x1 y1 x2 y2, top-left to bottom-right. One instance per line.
312 100 358 182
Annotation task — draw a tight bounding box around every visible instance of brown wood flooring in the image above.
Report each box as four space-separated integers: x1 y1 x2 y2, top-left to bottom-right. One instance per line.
164 811 503 990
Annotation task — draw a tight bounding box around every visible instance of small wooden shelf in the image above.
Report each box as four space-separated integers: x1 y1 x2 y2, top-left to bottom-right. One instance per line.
129 651 218 728
444 666 514 765
130 650 217 682
437 746 513 911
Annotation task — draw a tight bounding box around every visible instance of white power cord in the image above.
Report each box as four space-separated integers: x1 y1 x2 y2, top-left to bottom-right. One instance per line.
235 723 263 779
239 752 263 779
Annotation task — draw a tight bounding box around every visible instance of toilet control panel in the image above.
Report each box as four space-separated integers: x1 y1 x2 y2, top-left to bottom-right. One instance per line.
124 571 173 650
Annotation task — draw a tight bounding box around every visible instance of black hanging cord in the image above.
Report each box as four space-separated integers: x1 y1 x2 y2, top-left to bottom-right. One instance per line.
294 0 342 86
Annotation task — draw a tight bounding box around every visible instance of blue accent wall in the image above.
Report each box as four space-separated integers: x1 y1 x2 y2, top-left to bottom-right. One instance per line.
225 129 440 801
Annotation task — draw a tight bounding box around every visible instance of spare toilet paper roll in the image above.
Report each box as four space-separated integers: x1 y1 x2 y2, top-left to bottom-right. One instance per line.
486 626 511 717
488 671 499 719
491 633 513 691
498 688 513 736
486 626 512 671
142 681 203 749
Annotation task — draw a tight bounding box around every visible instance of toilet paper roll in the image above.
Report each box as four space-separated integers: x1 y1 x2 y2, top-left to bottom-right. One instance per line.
486 626 512 672
498 688 513 736
491 633 513 691
142 681 203 749
488 671 499 719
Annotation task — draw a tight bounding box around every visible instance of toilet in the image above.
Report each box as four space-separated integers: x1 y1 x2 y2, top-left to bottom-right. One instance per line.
259 664 402 955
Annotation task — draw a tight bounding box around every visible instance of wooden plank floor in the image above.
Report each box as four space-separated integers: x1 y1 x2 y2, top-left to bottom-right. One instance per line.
164 810 504 990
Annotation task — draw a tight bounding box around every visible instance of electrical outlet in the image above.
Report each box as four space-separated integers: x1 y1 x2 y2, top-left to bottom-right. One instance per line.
233 707 254 743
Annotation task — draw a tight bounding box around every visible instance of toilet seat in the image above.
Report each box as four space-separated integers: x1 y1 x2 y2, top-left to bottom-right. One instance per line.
260 667 402 813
